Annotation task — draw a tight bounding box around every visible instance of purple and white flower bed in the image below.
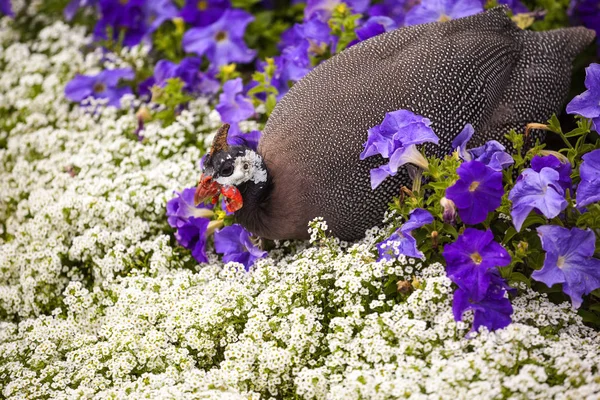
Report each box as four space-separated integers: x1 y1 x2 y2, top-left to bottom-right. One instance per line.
0 0 600 398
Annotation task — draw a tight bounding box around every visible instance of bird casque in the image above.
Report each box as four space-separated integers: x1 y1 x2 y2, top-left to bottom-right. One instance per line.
195 6 595 241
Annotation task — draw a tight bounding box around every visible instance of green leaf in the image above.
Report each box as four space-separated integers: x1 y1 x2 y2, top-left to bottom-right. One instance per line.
508 272 531 288
265 94 277 116
564 126 589 138
150 78 193 126
231 0 261 10
520 213 548 231
502 227 518 245
589 304 600 313
547 114 562 134
578 309 600 327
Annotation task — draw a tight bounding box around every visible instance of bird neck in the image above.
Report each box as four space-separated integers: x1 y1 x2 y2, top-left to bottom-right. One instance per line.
234 161 273 237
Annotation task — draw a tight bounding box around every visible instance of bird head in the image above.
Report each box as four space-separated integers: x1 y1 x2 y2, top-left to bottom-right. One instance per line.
194 124 267 213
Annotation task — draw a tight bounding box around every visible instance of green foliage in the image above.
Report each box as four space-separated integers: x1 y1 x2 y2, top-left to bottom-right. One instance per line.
153 18 187 63
216 64 242 85
328 4 361 54
245 7 303 59
523 0 571 31
232 0 263 10
150 78 193 126
247 58 279 116
546 114 596 167
9 0 78 41
422 154 461 218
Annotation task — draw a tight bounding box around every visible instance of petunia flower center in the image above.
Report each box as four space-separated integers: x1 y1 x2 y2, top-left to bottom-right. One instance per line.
557 255 566 269
470 252 483 265
93 82 106 93
197 0 208 10
438 14 451 22
469 181 480 192
119 0 129 4
215 31 228 42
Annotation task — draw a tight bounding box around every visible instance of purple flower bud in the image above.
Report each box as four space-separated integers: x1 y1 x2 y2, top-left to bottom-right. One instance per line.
440 197 457 225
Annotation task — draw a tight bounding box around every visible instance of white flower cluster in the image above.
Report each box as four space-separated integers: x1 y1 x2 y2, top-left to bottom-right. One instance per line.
0 20 212 318
1 17 599 400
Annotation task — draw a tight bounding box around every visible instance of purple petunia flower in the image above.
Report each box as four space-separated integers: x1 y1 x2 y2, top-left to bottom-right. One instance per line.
566 63 600 131
151 57 219 95
179 0 229 27
530 154 572 193
94 0 176 46
404 0 483 26
145 0 178 37
281 41 313 79
532 225 600 309
154 58 193 87
445 160 504 225
257 53 309 100
377 208 433 260
453 273 513 333
182 9 256 67
305 0 370 22
368 0 418 25
274 16 330 90
216 78 255 124
228 129 261 151
353 16 397 43
451 124 513 171
176 217 211 263
166 187 214 229
470 141 514 171
297 15 332 47
214 224 267 270
508 167 567 232
451 123 475 161
361 109 439 189
65 68 134 108
1 0 13 16
576 149 600 208
94 0 148 47
569 1 600 56
443 228 511 301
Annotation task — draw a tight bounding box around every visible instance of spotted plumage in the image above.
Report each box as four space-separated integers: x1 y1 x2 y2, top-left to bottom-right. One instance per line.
198 7 595 241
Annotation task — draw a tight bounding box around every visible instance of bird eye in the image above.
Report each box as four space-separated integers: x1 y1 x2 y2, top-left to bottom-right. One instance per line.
220 164 234 177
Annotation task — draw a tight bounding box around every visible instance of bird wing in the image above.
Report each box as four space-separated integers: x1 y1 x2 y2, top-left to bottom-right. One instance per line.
262 7 523 158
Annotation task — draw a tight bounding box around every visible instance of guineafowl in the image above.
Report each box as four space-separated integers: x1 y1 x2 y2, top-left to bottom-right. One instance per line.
195 6 596 241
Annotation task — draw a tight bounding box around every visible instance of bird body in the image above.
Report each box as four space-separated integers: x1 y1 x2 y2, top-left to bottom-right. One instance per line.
197 7 595 241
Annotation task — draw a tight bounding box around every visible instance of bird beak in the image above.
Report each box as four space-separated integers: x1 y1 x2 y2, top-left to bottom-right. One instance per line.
194 174 221 206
